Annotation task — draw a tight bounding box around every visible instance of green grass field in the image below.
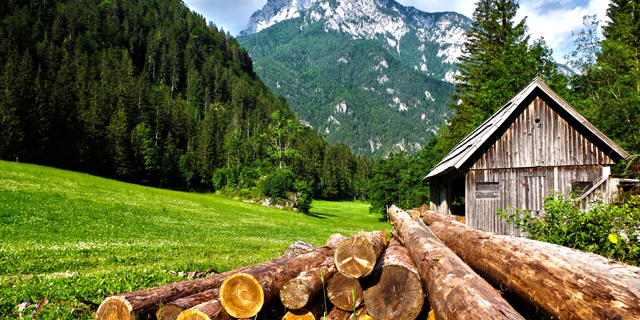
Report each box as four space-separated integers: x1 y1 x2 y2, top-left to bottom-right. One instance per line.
0 160 389 319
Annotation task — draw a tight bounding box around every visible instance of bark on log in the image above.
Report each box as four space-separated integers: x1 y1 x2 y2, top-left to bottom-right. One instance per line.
324 307 351 320
219 244 337 318
175 298 229 320
387 205 524 320
157 288 220 320
282 297 326 320
95 241 316 320
334 231 386 278
420 208 640 320
326 272 363 311
280 256 337 309
361 239 424 320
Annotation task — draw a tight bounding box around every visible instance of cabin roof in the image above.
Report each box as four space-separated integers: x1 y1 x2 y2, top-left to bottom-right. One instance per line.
423 77 630 181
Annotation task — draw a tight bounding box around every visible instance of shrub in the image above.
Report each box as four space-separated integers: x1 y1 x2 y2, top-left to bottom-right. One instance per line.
294 180 313 214
497 192 640 266
259 168 295 199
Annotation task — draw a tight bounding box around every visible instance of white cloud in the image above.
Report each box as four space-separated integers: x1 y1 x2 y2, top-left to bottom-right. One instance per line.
516 0 609 63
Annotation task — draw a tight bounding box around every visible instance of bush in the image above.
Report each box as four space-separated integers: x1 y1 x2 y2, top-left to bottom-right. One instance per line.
294 180 313 214
259 168 295 199
498 192 640 266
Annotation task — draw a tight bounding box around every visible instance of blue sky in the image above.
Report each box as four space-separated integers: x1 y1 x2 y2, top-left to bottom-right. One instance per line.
183 0 610 64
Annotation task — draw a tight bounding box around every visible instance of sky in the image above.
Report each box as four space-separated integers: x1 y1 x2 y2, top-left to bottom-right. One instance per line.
183 0 611 64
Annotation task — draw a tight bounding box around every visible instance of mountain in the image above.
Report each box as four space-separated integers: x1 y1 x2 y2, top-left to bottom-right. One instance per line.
237 0 472 157
0 0 370 200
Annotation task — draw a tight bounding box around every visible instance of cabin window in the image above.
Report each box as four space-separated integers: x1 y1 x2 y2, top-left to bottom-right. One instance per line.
571 181 594 193
476 182 499 199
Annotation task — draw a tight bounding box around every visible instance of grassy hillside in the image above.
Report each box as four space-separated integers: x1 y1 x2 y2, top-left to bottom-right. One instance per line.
0 161 388 319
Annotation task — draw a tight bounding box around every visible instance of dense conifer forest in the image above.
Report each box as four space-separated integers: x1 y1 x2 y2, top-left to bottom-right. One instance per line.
0 0 372 205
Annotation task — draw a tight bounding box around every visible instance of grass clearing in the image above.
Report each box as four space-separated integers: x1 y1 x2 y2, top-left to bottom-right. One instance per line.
0 161 388 319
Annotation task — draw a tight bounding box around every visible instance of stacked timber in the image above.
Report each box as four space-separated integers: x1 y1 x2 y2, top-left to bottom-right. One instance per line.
417 206 640 320
388 205 524 320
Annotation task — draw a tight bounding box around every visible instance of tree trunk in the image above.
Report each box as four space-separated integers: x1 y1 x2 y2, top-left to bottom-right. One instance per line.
420 208 640 320
96 241 316 320
219 244 338 318
324 307 351 320
334 231 386 278
326 272 363 311
175 299 228 320
282 297 327 320
361 239 424 320
158 288 220 320
280 256 337 310
387 205 524 320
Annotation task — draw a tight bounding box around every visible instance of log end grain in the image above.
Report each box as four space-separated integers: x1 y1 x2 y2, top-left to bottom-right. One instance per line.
176 308 229 320
280 280 311 310
157 304 183 320
219 273 264 319
283 308 315 320
334 233 378 278
327 272 363 311
362 265 424 320
94 296 134 320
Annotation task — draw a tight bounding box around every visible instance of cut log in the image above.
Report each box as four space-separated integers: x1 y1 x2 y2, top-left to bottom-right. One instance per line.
95 241 316 320
176 299 229 320
387 205 524 320
323 307 351 320
282 297 326 320
326 272 363 311
351 305 371 320
220 243 338 318
157 288 220 320
334 231 386 278
361 239 424 320
420 208 640 320
325 233 347 250
280 256 337 310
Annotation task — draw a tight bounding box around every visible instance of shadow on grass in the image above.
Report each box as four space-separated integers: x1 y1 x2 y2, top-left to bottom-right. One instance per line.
305 211 338 219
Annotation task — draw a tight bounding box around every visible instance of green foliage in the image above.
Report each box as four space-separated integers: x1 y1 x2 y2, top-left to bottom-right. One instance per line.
0 0 371 202
567 2 640 155
497 192 640 266
368 143 437 217
294 180 313 214
0 160 390 318
259 167 295 199
238 18 454 158
435 0 569 159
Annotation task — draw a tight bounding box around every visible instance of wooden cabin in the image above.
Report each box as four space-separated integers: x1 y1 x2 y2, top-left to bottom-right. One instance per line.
424 78 630 236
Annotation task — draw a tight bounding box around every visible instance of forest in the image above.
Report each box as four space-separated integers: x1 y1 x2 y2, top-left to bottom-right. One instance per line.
0 0 372 210
1 0 639 217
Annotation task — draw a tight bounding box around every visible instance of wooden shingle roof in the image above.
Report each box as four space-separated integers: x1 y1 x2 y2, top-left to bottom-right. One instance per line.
423 77 630 181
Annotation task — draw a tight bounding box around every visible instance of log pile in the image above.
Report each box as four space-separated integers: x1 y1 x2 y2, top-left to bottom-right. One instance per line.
94 206 640 320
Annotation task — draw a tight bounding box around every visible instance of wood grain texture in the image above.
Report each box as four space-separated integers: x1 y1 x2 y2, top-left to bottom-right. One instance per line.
361 239 424 320
326 272 363 311
334 231 386 278
280 256 337 310
421 208 640 320
95 241 316 320
388 205 524 320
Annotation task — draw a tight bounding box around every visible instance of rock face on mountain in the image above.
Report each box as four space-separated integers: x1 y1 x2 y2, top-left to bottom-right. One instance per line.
238 0 472 158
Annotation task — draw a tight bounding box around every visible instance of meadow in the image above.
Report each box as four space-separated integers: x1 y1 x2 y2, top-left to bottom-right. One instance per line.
0 161 389 319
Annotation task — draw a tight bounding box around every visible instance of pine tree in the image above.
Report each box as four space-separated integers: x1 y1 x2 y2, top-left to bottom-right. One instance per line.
570 0 640 154
437 0 565 158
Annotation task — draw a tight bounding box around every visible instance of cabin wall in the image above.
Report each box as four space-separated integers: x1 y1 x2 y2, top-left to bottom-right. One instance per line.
466 166 604 236
429 177 450 215
470 97 614 171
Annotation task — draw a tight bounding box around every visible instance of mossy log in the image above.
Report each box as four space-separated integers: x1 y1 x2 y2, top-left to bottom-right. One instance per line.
326 272 363 311
388 205 524 320
420 207 640 320
361 239 424 320
219 239 341 319
334 231 386 278
95 241 316 320
279 256 337 310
